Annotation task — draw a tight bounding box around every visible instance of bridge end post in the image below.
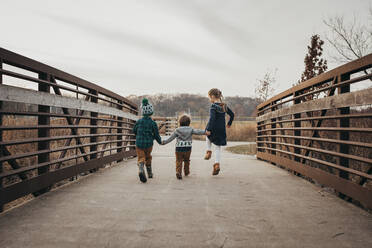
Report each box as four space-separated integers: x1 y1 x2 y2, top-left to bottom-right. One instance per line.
90 90 98 172
337 73 351 199
0 58 3 212
33 72 52 196
293 91 302 176
270 102 277 159
256 119 263 155
117 100 123 163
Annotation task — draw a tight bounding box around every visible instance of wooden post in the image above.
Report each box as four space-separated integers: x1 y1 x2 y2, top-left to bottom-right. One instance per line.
256 117 262 154
271 102 276 156
90 90 98 171
33 72 51 196
117 100 123 162
293 92 301 163
337 73 350 199
293 91 302 177
0 58 3 212
130 107 137 155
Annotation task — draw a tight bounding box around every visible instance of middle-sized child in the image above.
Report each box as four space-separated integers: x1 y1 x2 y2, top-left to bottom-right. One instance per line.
204 88 234 176
133 98 162 183
162 115 206 179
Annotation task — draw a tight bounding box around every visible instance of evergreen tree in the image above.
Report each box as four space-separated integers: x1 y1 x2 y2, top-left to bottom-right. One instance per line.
297 35 328 100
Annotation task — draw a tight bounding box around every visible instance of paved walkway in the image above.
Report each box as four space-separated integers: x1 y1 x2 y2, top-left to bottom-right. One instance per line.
0 141 371 248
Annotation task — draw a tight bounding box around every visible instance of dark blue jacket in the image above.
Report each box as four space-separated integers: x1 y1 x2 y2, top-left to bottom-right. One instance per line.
206 103 234 146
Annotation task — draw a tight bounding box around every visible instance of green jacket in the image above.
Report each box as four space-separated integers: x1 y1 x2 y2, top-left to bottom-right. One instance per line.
133 116 162 149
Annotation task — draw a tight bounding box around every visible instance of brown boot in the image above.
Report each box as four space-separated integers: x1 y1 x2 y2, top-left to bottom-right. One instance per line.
176 173 182 180
184 162 190 176
176 161 182 180
204 151 212 160
146 165 153 178
212 163 220 176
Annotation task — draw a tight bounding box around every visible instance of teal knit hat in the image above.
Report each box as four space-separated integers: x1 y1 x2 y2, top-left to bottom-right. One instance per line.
141 98 154 116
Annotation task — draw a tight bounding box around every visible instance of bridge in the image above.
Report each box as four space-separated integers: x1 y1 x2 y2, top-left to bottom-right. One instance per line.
0 48 371 247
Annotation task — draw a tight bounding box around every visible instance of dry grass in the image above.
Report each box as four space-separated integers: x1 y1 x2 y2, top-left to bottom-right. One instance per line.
258 109 372 198
1 115 123 211
226 144 257 155
191 120 256 142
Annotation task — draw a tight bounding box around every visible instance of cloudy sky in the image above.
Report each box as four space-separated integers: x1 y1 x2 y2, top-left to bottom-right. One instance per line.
1 0 371 98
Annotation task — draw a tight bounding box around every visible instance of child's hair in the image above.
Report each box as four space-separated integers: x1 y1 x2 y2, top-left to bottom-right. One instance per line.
179 114 191 126
208 88 227 112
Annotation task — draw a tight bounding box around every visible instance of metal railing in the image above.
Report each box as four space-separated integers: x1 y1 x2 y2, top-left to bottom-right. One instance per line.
256 54 372 209
0 48 138 211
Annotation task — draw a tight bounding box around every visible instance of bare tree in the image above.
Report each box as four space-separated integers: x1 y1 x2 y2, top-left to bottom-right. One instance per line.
255 68 277 103
323 13 372 63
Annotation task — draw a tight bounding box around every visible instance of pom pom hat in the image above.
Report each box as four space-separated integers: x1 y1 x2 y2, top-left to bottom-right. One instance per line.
141 98 154 116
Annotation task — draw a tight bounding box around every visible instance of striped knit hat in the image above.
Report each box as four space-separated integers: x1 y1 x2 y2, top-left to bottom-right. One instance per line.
141 98 154 116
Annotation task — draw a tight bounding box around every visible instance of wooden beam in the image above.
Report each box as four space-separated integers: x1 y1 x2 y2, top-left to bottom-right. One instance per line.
33 72 51 196
0 58 2 212
293 91 301 163
90 90 98 162
337 73 351 199
50 76 90 165
300 77 338 164
257 87 372 122
0 84 138 121
117 100 124 162
0 48 138 109
0 150 137 206
270 102 277 156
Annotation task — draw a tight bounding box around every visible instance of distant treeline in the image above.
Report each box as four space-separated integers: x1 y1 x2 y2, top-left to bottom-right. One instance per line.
127 94 260 117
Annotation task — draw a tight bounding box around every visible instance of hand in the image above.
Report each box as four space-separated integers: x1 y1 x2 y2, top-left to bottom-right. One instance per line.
205 131 211 136
226 125 231 129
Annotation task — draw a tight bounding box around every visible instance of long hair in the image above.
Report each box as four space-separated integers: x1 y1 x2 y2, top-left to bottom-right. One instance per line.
208 88 227 112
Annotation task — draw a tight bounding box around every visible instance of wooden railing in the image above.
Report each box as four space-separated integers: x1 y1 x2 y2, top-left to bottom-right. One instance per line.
256 54 372 209
153 117 178 135
0 48 138 211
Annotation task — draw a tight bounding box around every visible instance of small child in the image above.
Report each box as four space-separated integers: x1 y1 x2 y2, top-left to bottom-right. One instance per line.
204 88 234 175
133 98 162 183
162 115 206 179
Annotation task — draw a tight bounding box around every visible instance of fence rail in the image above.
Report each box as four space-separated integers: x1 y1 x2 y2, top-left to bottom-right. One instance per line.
256 53 372 209
153 117 178 135
0 48 138 211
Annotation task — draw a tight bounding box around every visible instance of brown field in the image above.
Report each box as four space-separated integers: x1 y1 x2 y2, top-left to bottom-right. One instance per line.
191 120 256 142
257 109 372 194
1 115 125 211
226 144 257 155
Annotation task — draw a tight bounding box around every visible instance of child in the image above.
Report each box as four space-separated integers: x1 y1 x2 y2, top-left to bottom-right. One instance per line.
133 98 162 183
162 115 206 179
204 88 234 175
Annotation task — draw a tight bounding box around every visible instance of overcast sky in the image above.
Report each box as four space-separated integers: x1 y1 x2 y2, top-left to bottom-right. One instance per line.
1 0 371 98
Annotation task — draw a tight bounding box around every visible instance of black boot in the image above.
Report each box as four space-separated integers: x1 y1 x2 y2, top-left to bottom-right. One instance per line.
146 165 153 178
138 162 147 183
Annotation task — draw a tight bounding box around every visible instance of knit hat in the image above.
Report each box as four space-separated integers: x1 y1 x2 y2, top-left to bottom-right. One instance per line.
141 98 154 116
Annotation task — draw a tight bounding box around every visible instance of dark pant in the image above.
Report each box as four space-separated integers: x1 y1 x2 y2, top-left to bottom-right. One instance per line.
175 151 191 176
136 147 153 166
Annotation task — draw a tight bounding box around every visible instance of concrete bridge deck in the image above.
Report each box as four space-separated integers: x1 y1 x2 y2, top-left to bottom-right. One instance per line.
0 141 371 248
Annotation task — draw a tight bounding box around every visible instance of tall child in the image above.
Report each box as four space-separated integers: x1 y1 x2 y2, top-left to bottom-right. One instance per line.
204 88 234 175
133 98 162 183
162 115 206 179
